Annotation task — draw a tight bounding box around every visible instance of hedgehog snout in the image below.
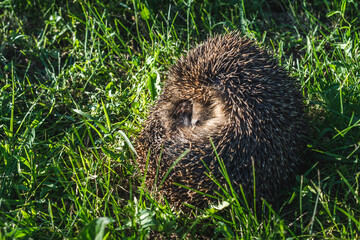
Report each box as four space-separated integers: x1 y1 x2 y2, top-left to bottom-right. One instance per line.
191 101 205 126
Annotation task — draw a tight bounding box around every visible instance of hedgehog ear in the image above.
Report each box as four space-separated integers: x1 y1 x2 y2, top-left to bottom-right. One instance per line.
172 100 193 127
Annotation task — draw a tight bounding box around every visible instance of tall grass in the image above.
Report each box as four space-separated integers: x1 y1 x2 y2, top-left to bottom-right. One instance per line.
0 0 359 238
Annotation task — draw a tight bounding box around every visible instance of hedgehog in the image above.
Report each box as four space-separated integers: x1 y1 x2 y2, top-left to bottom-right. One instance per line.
136 32 307 210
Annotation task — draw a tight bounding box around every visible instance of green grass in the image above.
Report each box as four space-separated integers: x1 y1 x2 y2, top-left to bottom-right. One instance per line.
1 0 360 239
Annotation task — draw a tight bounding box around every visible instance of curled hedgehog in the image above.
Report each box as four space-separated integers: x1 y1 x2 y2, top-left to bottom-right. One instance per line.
136 32 307 210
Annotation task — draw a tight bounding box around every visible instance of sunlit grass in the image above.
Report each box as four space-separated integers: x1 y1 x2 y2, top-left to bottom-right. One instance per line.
0 0 359 239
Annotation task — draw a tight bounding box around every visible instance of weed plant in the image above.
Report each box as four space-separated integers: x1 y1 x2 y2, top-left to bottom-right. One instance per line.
0 0 359 239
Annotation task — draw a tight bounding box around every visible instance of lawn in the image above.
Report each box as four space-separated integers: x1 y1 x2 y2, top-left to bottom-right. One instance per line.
1 0 360 239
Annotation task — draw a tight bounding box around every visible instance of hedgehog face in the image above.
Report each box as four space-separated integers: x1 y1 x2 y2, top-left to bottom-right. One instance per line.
165 91 228 142
171 100 211 128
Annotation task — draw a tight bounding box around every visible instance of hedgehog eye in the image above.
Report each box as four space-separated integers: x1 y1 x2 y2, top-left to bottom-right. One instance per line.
192 119 201 125
172 100 193 127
